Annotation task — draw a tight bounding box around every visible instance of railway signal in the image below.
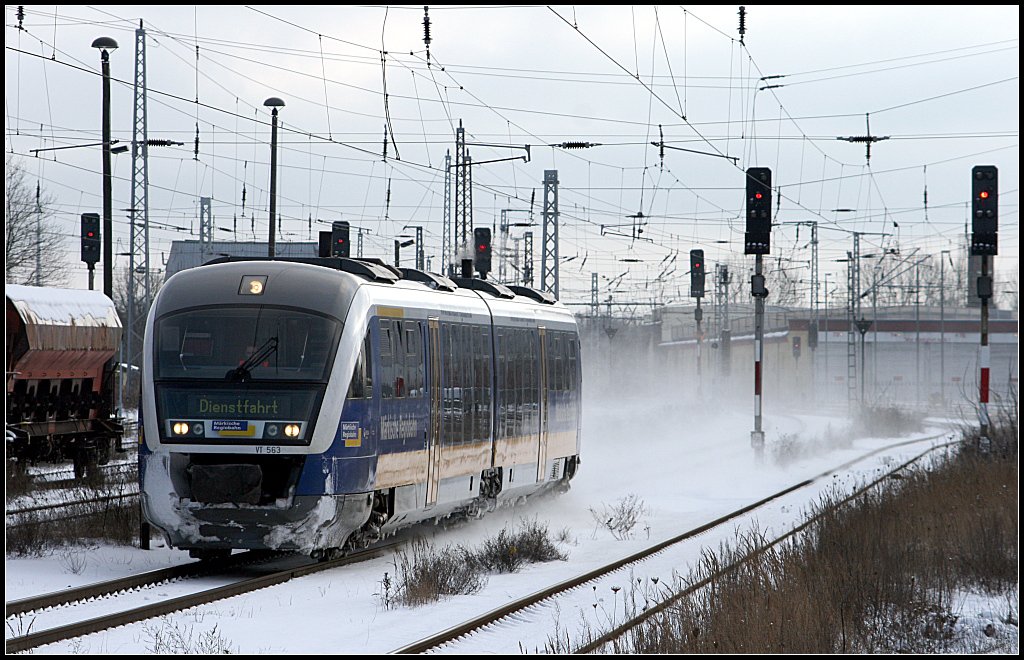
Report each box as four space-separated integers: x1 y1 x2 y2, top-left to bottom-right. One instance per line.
81 213 101 264
689 249 705 298
745 167 772 255
970 165 997 256
474 227 492 278
331 220 351 258
744 167 772 459
971 165 998 452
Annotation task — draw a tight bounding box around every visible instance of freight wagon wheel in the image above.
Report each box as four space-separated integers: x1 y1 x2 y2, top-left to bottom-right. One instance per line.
73 454 87 480
73 451 100 481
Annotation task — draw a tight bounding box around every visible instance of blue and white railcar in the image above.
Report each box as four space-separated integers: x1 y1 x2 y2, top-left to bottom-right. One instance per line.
139 257 581 559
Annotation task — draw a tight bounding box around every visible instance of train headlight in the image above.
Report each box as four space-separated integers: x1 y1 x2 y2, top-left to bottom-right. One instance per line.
172 422 189 435
266 424 279 437
191 422 204 436
284 423 300 438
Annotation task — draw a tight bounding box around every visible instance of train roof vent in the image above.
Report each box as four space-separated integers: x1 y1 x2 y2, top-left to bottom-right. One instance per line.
202 256 399 283
450 277 515 299
507 285 557 304
337 257 401 282
350 257 402 279
398 268 458 292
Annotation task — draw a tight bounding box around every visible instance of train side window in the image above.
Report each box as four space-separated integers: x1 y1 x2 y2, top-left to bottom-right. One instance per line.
518 329 528 435
495 330 505 438
568 336 578 394
459 324 472 445
501 329 513 439
531 332 539 426
364 330 374 396
347 328 372 399
442 323 457 447
393 320 406 398
405 322 423 397
476 326 491 443
456 324 469 446
379 319 395 398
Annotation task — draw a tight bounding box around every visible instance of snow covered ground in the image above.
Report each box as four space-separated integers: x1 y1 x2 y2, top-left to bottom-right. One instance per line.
5 397 1018 654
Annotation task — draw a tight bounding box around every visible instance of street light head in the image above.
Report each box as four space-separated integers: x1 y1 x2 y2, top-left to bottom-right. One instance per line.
263 97 286 108
91 36 118 51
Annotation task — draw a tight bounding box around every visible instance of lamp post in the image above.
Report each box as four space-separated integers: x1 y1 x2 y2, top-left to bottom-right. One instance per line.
92 36 118 297
264 97 285 257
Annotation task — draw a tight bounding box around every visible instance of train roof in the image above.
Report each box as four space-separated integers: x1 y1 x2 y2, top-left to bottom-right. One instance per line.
159 257 576 332
181 256 569 313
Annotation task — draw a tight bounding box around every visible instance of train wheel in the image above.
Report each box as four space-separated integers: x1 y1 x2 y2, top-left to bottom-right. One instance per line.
311 547 346 562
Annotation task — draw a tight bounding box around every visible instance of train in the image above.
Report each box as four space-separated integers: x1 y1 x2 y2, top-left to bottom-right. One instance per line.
5 283 124 478
139 256 582 560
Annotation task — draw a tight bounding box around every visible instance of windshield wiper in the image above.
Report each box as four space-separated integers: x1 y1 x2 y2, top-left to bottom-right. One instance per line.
226 336 278 383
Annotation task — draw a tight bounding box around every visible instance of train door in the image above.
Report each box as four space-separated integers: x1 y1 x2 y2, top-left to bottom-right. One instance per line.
536 326 549 482
425 318 442 506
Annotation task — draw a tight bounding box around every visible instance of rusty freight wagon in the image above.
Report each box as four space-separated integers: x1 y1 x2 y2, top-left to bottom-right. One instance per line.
6 283 124 477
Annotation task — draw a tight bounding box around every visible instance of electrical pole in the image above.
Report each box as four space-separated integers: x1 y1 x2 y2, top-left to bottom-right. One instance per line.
499 209 509 283
846 233 861 411
541 170 560 297
454 123 471 267
415 226 424 271
523 231 534 286
126 21 151 404
442 149 451 274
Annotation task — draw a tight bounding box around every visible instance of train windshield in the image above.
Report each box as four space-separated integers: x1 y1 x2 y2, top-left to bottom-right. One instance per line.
155 306 340 382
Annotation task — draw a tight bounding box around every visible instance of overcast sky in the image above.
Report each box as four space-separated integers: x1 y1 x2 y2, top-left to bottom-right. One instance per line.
5 5 1019 305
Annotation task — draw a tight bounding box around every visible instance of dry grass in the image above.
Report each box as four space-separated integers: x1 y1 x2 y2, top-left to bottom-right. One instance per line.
381 518 570 608
382 539 485 607
853 403 924 438
554 409 1017 654
589 494 649 540
474 518 567 573
6 473 140 556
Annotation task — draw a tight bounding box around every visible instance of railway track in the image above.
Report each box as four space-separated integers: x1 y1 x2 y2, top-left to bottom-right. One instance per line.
6 487 140 532
4 544 395 653
392 431 958 654
5 429 959 654
23 460 137 488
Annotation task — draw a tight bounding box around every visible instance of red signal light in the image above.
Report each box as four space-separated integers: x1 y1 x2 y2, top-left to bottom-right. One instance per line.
979 191 989 199
755 192 763 200
478 244 486 251
87 231 95 237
